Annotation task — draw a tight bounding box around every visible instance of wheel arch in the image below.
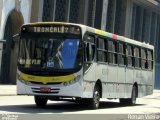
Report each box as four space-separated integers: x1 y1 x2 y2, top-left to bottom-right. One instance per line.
95 79 102 98
133 82 138 97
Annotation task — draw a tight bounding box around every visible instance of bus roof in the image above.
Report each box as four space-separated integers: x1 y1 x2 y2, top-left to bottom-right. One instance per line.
85 26 154 50
23 22 154 50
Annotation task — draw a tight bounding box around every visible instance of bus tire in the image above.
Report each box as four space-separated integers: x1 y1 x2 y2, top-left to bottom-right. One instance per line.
128 85 137 105
34 96 48 107
119 85 137 105
89 85 100 109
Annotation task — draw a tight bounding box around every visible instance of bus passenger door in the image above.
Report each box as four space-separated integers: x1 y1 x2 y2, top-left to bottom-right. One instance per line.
83 34 96 98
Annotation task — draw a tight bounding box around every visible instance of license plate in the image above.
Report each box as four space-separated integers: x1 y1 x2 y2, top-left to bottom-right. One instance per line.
40 87 51 92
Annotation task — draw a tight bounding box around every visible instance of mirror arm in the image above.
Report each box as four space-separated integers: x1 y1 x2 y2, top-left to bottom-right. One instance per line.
11 33 20 49
13 33 20 38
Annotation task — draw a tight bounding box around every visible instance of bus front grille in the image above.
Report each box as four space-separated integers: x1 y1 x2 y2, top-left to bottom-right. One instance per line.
32 87 60 94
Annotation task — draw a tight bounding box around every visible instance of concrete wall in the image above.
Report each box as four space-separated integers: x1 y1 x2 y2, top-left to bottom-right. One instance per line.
0 1 3 29
0 0 32 83
0 1 3 78
0 40 5 75
155 64 160 89
30 0 43 22
0 0 32 40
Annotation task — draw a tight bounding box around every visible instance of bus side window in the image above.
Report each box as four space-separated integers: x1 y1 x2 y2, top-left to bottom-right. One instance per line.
141 48 148 69
127 45 134 67
97 37 107 62
134 47 141 68
108 40 118 64
85 43 95 61
118 43 126 66
147 50 153 70
84 35 95 62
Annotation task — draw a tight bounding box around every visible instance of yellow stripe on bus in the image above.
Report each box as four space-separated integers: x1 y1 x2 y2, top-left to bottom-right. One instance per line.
95 29 113 38
28 22 67 26
20 72 75 84
95 29 106 36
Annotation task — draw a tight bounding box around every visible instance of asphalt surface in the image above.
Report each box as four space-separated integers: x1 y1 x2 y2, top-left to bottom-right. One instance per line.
0 85 160 120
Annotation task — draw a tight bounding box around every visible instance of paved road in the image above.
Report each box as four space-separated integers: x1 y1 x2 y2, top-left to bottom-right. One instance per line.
0 90 160 120
0 90 160 114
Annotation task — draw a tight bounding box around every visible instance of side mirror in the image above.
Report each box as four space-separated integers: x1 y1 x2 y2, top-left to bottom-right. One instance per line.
13 33 20 42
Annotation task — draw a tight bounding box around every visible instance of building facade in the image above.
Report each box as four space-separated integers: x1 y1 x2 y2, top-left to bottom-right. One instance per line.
0 0 160 88
0 0 32 84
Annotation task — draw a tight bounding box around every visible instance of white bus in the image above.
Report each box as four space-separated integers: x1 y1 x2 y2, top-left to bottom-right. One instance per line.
17 22 154 109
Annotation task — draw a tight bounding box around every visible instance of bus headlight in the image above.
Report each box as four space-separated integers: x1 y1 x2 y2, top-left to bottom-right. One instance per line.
63 75 81 86
17 74 31 85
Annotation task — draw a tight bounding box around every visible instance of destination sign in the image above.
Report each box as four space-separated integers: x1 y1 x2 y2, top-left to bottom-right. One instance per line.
19 59 41 65
21 25 81 35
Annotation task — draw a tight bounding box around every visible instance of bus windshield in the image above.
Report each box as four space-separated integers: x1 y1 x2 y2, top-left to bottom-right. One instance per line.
18 35 82 73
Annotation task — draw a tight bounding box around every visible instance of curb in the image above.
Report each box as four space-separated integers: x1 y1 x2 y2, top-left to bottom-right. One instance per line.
0 85 16 96
0 94 17 96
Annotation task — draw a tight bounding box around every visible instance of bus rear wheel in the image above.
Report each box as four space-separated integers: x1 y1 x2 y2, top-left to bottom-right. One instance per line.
34 96 48 107
129 85 137 105
120 85 137 105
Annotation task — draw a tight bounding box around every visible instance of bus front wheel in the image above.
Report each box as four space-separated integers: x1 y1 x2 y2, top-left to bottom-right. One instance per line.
34 96 48 107
89 85 100 109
